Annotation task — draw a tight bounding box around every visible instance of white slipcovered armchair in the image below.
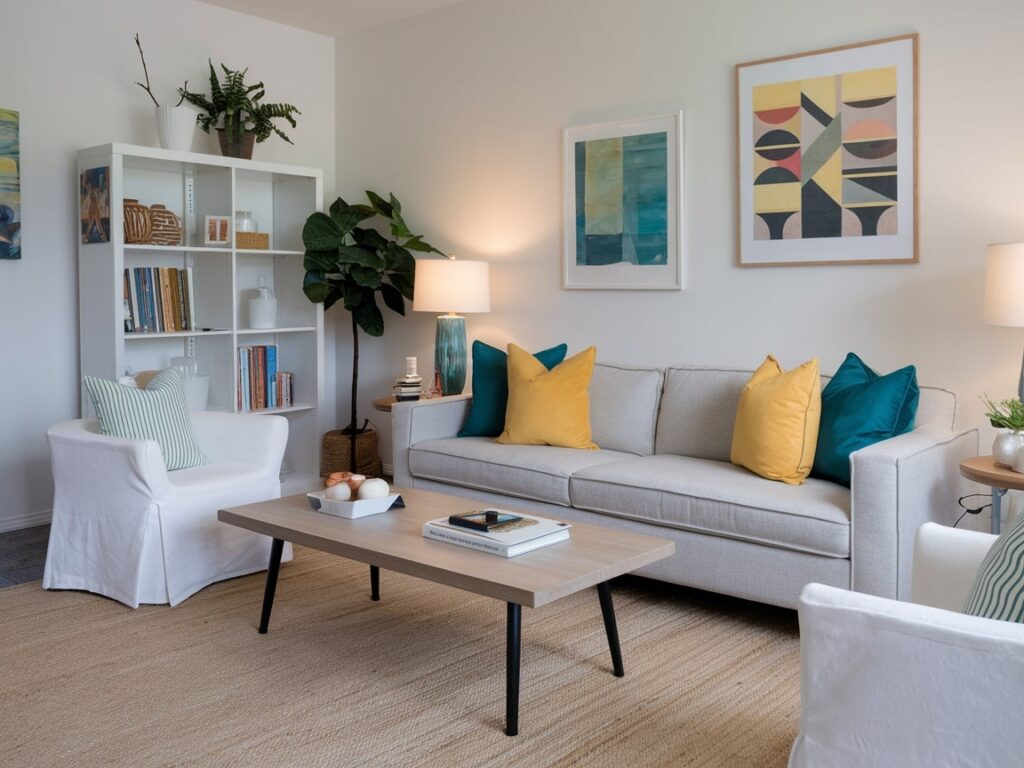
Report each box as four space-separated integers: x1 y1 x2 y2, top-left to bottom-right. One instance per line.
43 411 293 608
790 522 1024 767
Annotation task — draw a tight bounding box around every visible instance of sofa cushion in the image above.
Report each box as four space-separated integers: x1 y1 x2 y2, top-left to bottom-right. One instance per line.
570 454 850 557
409 437 635 506
498 344 598 449
589 363 664 456
656 367 753 461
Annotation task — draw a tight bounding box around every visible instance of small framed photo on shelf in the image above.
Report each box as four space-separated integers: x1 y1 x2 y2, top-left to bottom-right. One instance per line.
204 215 231 245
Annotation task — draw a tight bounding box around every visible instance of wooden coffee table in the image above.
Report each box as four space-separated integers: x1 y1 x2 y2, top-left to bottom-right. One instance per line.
218 487 674 736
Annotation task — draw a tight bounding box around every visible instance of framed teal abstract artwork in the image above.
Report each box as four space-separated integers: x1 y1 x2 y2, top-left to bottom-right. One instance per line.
563 112 683 290
0 108 20 261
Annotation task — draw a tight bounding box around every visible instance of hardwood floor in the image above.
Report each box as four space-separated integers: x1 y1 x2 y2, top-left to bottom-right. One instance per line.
0 525 48 586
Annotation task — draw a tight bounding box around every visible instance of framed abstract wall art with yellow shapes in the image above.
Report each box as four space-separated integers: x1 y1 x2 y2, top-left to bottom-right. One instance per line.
736 34 918 267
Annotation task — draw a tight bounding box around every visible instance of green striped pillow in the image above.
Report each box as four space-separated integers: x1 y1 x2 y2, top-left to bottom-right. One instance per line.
84 368 206 471
963 512 1024 622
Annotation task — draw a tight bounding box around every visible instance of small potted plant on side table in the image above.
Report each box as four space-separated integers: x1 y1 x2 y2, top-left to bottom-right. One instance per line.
983 396 1024 468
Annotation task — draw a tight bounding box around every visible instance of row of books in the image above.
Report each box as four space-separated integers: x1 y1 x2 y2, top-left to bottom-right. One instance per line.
237 345 293 411
123 267 196 334
422 511 571 557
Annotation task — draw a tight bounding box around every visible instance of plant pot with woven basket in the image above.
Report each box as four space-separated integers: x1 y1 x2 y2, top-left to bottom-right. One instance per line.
321 425 383 478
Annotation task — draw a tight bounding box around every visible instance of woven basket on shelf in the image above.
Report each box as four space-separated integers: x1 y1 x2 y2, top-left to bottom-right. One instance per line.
321 426 383 477
236 232 269 250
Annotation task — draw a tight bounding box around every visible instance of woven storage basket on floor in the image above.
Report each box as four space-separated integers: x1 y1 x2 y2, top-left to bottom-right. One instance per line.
321 427 383 477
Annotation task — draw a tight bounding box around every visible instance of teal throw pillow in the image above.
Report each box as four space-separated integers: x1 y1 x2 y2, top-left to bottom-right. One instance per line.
458 341 568 437
811 352 919 486
963 511 1024 622
84 368 207 471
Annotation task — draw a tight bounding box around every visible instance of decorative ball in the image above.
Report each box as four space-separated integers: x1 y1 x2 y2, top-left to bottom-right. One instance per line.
347 474 367 493
324 483 351 501
357 478 390 499
325 471 352 488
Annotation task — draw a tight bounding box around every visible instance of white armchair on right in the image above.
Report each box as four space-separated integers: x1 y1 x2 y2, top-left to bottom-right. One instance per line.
790 522 1024 767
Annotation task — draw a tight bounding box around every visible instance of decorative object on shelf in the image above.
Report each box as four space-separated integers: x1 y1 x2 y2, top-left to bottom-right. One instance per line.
237 232 269 250
248 276 277 329
0 108 20 260
179 61 300 159
148 204 182 245
563 112 683 290
736 34 918 266
80 166 111 245
428 369 443 399
413 256 491 395
302 191 444 472
984 243 1024 401
982 396 1024 468
133 34 198 152
169 353 210 411
122 198 151 244
204 214 230 245
235 210 257 233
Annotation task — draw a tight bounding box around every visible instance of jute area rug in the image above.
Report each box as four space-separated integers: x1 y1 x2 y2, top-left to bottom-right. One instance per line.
0 546 800 767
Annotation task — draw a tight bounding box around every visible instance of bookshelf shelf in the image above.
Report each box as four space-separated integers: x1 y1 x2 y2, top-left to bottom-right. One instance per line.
78 143 325 488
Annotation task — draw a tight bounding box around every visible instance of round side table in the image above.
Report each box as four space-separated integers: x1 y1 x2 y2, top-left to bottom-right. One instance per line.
959 455 1024 534
372 397 396 413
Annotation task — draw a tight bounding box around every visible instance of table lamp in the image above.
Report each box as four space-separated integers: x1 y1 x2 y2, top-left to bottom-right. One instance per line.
413 256 491 395
984 242 1024 400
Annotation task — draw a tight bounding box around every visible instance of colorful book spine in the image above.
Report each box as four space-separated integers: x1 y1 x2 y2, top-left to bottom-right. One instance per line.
266 345 278 408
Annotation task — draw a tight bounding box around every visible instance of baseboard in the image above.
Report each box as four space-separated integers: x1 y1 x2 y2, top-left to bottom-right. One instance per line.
384 463 394 478
0 508 52 533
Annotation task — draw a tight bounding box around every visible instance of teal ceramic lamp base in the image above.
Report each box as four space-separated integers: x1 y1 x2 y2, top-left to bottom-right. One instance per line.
434 314 467 395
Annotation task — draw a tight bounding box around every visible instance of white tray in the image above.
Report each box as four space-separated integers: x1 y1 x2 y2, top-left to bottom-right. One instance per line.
306 491 401 519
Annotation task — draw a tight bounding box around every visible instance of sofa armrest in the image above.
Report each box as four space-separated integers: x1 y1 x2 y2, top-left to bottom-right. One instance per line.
790 582 1024 768
849 425 978 600
911 522 996 611
47 419 170 501
189 411 288 477
392 395 472 486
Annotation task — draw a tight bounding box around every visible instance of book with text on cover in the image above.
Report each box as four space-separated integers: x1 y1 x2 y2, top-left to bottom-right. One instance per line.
422 512 571 557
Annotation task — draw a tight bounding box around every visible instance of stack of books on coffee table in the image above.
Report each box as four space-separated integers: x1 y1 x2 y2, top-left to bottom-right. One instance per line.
422 510 571 557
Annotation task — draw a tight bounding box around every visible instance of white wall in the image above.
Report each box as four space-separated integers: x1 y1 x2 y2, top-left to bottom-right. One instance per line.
334 0 1024 480
0 0 335 531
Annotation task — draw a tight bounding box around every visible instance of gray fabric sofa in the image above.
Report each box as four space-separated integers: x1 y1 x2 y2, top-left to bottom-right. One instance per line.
392 364 978 609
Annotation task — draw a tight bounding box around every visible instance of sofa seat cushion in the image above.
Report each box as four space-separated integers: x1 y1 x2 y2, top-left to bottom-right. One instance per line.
409 437 636 506
570 454 851 557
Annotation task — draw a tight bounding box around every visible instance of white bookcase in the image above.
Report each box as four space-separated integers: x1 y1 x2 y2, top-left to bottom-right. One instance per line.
77 143 325 494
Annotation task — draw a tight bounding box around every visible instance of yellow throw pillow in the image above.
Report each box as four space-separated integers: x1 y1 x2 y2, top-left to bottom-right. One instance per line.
730 356 821 485
496 344 598 450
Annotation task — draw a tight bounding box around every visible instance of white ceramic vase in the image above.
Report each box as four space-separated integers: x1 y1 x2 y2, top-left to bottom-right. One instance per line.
155 105 199 152
993 431 1024 468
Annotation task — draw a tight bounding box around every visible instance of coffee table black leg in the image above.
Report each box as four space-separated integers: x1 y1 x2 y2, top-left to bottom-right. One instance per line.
597 581 624 677
258 538 285 635
506 602 521 736
370 565 380 601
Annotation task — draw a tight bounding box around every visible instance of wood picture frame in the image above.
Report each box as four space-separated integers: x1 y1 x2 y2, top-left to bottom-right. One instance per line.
563 112 683 290
736 34 918 267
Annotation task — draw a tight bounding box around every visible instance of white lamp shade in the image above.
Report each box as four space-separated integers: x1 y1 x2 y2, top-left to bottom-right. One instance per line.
413 259 491 314
984 243 1024 327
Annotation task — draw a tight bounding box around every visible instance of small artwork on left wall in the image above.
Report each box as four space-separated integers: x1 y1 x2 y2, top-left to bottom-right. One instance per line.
80 166 111 244
0 108 21 260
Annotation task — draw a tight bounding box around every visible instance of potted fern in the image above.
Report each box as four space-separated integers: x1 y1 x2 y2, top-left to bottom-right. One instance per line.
302 192 444 474
178 62 300 159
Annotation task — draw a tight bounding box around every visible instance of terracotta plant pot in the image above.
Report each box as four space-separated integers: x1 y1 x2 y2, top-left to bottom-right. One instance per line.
123 199 152 244
217 128 256 160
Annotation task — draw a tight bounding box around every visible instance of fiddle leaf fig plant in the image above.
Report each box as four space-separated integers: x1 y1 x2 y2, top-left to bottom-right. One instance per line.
178 61 300 144
303 192 444 471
